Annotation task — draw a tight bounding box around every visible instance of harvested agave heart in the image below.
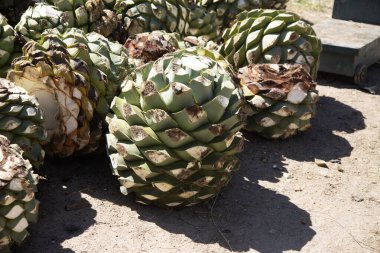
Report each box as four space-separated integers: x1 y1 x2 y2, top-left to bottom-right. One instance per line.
219 9 322 79
238 63 319 139
8 40 107 157
194 0 289 28
0 136 39 252
187 2 219 41
0 14 15 76
8 27 129 157
114 0 190 37
116 0 218 41
106 47 245 207
15 1 118 42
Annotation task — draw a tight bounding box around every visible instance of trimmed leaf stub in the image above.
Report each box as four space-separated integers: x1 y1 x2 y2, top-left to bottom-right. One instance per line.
107 48 244 207
238 64 319 139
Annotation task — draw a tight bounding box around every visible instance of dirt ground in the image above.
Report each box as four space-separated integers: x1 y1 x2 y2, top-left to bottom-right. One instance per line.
13 1 380 253
287 0 333 24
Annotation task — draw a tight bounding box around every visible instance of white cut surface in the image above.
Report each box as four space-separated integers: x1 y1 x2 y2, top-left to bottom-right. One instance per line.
4 205 23 219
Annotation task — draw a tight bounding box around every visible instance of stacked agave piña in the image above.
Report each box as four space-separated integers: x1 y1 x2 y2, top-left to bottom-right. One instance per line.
114 0 220 42
47 0 118 37
106 47 244 207
0 14 15 76
7 28 129 157
15 0 118 42
0 79 46 168
46 28 129 102
238 64 318 139
0 136 39 252
7 28 127 157
114 0 191 37
219 9 322 79
187 2 219 41
195 0 289 28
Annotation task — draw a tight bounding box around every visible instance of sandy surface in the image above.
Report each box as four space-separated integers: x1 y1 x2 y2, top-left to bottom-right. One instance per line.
13 74 380 253
287 0 333 24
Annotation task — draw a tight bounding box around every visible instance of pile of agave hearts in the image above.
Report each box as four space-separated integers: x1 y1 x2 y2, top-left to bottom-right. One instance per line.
0 0 322 250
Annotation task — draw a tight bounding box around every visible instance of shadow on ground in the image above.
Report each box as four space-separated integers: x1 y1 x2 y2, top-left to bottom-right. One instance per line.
14 151 317 253
243 95 366 182
14 157 99 253
131 165 316 253
13 95 365 253
318 62 380 95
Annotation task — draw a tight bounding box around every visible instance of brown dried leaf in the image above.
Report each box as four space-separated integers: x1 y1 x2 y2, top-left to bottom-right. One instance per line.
124 32 177 66
237 64 316 101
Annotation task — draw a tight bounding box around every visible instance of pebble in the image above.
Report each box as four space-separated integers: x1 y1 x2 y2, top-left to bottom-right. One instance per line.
315 159 329 168
351 195 365 202
330 159 342 164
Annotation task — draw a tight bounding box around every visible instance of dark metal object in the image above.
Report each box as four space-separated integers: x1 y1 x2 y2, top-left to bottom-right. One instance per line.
314 19 380 85
354 64 368 85
333 0 380 25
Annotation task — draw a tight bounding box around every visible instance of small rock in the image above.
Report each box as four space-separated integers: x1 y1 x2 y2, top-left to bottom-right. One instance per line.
269 229 277 234
369 197 380 204
65 199 91 211
315 159 329 168
284 173 293 179
337 167 344 172
351 195 364 202
330 159 341 164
